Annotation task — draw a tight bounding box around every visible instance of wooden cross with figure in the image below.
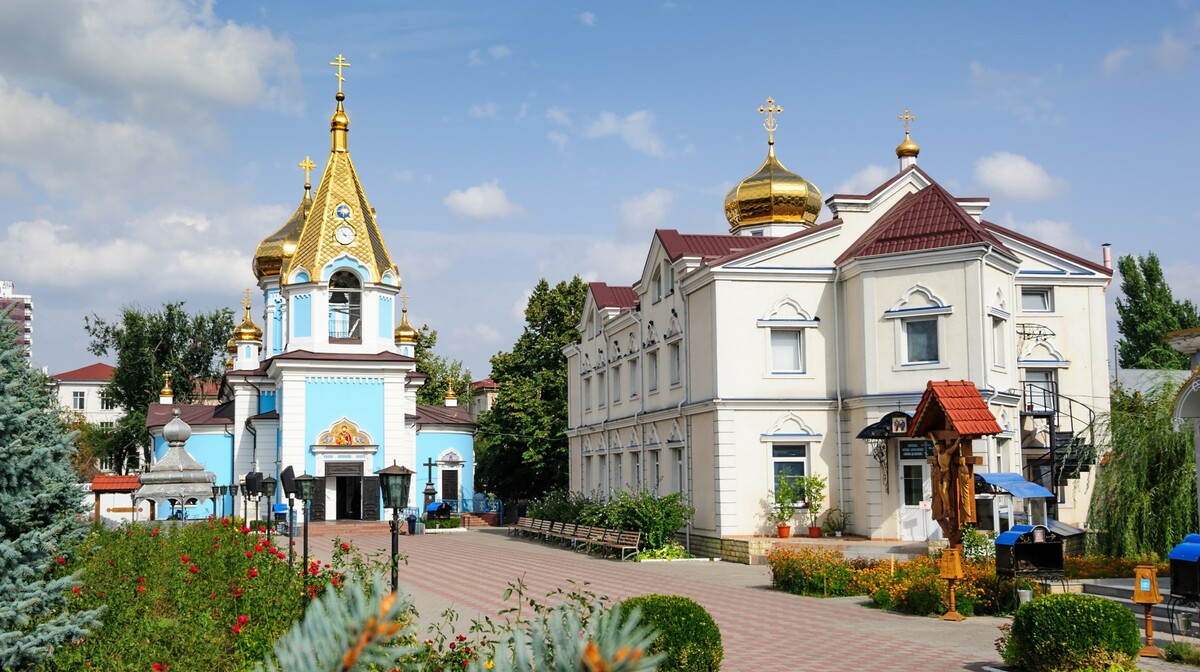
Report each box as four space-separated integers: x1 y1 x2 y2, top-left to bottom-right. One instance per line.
329 54 351 93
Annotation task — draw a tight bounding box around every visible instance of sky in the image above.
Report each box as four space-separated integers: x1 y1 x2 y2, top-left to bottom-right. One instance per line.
3 0 1198 379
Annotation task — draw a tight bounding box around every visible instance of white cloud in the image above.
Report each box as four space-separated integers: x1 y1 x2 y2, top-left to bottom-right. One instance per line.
488 44 511 59
619 189 675 237
443 180 526 219
393 169 415 183
836 164 891 194
512 289 534 321
545 106 573 127
547 131 569 151
580 12 596 26
470 102 499 118
584 110 666 157
1102 48 1133 76
467 49 483 66
968 61 1062 125
999 214 1093 259
974 152 1067 201
0 0 299 122
455 323 502 345
515 102 529 121
1153 29 1193 71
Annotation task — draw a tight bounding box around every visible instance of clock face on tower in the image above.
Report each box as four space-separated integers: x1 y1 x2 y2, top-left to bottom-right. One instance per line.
335 225 355 245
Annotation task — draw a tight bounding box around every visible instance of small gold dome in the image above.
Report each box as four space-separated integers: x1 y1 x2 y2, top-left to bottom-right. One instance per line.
232 295 262 342
394 305 418 344
254 190 311 280
225 338 237 354
160 372 173 398
896 132 920 158
724 148 822 229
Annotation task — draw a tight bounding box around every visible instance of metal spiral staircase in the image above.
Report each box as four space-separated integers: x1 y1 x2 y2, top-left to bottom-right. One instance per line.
1020 379 1097 505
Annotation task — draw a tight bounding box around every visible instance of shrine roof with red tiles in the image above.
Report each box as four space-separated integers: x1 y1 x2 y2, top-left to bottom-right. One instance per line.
910 380 1003 438
90 474 141 493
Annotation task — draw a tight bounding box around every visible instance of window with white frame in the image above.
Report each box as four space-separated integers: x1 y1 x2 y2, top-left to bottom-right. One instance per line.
100 393 116 410
668 342 681 385
647 350 659 392
72 391 85 410
1024 368 1057 413
903 318 939 364
583 455 592 492
598 455 607 494
666 264 675 295
770 330 805 372
597 371 607 407
1021 287 1053 312
612 364 621 402
614 456 623 490
651 450 661 493
671 448 683 494
631 452 641 489
772 444 807 496
628 358 639 398
991 316 1006 368
99 421 114 429
652 267 663 303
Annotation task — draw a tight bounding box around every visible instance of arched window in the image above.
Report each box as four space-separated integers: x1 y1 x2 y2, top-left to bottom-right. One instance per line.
328 270 362 342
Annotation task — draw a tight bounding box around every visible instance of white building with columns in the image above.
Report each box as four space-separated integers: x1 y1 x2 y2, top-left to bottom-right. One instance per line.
565 106 1112 546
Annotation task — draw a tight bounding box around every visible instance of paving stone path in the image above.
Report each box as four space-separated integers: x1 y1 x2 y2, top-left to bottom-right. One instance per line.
305 523 1186 672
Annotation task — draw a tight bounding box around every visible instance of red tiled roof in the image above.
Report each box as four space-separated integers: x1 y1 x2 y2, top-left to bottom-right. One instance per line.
146 401 235 429
589 282 639 309
91 474 141 493
836 183 1015 265
656 230 776 262
981 219 1112 276
470 378 498 391
415 404 475 426
909 380 1003 438
52 362 114 381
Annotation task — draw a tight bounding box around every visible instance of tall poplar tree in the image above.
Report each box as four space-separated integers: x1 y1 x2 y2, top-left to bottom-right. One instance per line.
84 302 233 472
0 318 101 668
1115 252 1200 369
476 277 587 502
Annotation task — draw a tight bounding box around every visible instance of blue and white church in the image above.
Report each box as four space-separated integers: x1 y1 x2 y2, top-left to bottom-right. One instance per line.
145 68 476 521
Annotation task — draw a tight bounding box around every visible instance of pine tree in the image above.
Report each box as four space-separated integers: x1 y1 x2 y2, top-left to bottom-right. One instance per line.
0 319 102 668
1115 252 1200 369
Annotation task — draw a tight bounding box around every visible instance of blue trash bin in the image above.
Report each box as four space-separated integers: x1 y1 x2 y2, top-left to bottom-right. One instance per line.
406 514 417 535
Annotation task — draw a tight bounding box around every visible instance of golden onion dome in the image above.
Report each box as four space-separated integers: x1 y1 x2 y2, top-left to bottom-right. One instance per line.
232 294 263 342
394 304 418 344
254 185 312 280
225 338 237 354
896 131 920 158
724 146 821 229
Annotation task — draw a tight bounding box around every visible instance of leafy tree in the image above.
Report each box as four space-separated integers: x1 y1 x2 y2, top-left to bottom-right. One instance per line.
84 302 234 471
0 317 102 668
1116 252 1200 369
1088 377 1197 558
476 277 587 503
60 411 117 481
413 325 472 407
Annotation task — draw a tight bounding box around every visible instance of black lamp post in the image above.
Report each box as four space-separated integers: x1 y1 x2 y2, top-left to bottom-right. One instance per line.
375 463 415 593
281 470 296 568
263 476 277 542
218 485 228 518
294 473 315 596
211 485 220 518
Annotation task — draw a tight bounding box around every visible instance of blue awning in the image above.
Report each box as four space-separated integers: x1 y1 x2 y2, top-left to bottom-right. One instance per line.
425 501 443 512
977 472 1055 499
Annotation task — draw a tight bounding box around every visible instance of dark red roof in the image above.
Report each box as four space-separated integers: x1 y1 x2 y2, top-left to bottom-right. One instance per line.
146 401 235 428
706 218 843 267
981 220 1112 276
656 230 776 262
52 362 114 381
91 474 141 493
590 282 639 309
835 183 1014 264
415 404 475 426
471 378 498 391
909 380 1003 438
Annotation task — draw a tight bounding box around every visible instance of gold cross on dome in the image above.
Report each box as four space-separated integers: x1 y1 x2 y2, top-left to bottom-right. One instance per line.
898 108 916 135
242 288 252 310
400 292 410 310
329 54 351 93
299 156 315 186
759 97 782 144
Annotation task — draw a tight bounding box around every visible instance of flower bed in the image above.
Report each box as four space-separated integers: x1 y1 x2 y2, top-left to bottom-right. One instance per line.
767 547 1154 617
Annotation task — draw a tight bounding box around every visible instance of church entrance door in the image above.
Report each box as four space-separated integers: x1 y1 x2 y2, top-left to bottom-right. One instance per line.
327 462 363 521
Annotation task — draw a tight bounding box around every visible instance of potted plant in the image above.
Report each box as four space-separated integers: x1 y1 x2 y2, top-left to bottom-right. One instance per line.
768 478 800 538
822 507 850 538
798 475 827 538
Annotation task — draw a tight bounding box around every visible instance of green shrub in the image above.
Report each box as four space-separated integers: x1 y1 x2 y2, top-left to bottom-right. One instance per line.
527 490 695 551
1006 593 1140 672
619 595 722 671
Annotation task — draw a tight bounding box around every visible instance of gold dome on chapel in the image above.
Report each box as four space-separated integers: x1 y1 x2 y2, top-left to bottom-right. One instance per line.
232 292 263 342
724 97 821 230
896 132 920 158
393 304 418 344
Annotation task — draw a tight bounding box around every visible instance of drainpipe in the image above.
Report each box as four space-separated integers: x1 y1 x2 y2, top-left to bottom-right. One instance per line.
680 281 692 552
832 265 845 513
979 248 993 473
631 307 646 490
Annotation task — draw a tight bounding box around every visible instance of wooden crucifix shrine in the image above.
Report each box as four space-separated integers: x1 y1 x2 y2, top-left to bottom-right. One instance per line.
908 380 1003 621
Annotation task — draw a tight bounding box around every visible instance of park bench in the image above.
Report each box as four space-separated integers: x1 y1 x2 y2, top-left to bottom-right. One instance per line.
513 519 641 561
510 516 533 536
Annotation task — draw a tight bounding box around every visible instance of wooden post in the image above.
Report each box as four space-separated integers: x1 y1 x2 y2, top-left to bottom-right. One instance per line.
94 493 101 522
940 547 966 621
1133 564 1163 657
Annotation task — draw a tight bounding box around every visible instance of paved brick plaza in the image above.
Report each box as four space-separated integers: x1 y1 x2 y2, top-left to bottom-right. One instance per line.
305 523 1183 672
